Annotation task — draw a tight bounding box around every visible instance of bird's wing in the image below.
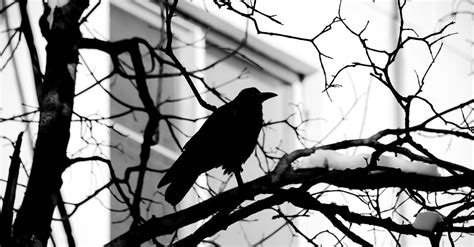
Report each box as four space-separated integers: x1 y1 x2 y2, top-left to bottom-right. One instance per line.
158 103 237 188
183 103 237 154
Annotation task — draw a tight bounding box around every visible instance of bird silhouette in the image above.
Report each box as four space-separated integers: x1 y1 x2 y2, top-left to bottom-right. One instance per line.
158 87 277 206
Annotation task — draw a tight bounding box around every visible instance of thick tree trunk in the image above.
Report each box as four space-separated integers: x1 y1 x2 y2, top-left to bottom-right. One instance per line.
13 1 89 246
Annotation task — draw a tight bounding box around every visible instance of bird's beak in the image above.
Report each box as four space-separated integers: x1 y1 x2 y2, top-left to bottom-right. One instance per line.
259 92 277 102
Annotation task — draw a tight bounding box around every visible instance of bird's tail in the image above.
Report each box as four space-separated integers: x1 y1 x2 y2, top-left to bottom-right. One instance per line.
158 153 187 188
163 172 200 206
158 154 201 206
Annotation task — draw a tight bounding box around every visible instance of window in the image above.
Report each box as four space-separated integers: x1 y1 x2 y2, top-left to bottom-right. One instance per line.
109 1 317 245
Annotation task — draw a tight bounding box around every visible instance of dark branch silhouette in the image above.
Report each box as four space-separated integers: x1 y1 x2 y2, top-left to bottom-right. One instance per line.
0 0 472 246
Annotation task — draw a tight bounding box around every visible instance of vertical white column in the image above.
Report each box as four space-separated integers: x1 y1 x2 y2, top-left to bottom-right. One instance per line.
178 25 209 241
55 0 111 245
193 28 210 205
0 0 40 175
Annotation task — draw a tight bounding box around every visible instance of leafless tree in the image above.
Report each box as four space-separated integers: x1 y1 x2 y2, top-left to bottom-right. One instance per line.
1 0 472 246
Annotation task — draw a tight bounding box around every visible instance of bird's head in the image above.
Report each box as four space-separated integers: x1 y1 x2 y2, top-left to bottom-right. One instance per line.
236 87 277 104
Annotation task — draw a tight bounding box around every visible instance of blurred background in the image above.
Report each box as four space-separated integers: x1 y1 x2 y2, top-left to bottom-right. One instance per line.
1 0 472 246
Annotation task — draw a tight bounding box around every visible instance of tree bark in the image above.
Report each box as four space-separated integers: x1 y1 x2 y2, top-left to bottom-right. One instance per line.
13 1 89 246
0 132 23 246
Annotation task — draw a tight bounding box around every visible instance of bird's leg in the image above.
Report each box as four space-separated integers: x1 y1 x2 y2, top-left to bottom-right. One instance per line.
234 172 254 201
235 172 244 187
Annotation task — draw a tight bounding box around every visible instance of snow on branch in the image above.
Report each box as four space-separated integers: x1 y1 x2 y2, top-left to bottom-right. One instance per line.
294 150 441 177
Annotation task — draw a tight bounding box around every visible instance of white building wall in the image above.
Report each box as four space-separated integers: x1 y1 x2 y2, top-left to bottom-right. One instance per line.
190 1 472 246
57 1 111 246
0 0 472 246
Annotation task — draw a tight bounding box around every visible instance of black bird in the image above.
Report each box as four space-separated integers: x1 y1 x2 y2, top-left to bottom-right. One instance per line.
158 87 277 206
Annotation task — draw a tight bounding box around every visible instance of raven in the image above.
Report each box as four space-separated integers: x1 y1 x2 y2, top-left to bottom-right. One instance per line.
158 87 277 206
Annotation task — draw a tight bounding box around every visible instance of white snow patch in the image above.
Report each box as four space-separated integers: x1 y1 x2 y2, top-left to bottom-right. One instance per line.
293 150 441 177
48 0 69 9
378 155 440 176
47 0 70 28
293 150 367 170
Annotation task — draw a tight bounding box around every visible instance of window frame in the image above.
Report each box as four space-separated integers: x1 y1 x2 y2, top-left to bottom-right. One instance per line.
110 1 318 241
